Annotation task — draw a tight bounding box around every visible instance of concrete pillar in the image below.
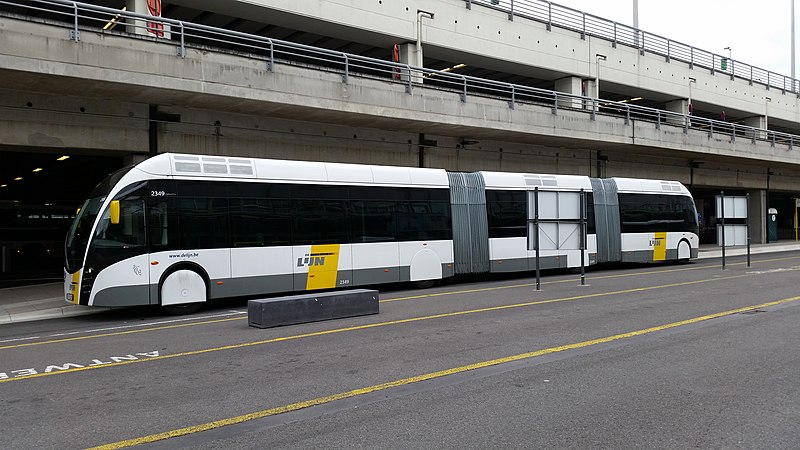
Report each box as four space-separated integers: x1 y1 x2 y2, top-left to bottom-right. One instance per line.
743 116 767 139
665 99 688 126
124 154 148 166
397 43 423 84
126 0 170 39
554 77 583 109
747 189 767 244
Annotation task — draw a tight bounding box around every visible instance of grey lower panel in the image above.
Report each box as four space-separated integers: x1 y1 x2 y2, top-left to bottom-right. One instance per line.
353 267 399 286
691 248 699 258
490 256 565 273
220 274 294 299
621 250 688 263
150 264 455 305
92 284 150 307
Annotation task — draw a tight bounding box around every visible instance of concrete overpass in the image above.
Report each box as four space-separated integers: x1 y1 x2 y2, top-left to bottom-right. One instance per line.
1 0 799 278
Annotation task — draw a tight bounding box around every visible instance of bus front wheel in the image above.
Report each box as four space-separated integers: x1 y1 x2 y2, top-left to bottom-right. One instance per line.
161 268 207 315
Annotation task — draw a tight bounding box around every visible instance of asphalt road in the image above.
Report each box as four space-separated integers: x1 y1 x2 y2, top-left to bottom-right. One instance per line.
2 252 800 449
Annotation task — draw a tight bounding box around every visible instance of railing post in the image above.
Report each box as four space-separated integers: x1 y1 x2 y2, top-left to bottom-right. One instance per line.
772 131 776 147
465 0 471 9
405 65 413 94
591 98 596 120
509 0 514 20
656 110 660 129
750 66 753 86
690 47 694 69
625 104 630 125
461 76 467 102
509 84 516 109
612 22 617 48
730 59 734 80
666 39 670 62
552 92 558 115
581 13 586 39
709 121 714 138
639 31 645 55
176 22 186 58
342 54 349 84
267 38 273 71
547 2 552 31
71 2 80 42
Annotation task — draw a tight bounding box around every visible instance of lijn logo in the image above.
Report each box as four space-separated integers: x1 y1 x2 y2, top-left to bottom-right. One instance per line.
649 237 665 247
297 252 335 268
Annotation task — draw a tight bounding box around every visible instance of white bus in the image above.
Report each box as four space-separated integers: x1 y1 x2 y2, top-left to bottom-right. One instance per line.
65 153 698 313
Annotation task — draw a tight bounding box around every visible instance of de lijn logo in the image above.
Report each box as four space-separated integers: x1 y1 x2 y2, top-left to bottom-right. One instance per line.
297 252 336 268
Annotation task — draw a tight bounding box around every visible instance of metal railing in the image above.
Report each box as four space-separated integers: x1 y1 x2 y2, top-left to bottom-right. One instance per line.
466 0 800 93
0 0 797 152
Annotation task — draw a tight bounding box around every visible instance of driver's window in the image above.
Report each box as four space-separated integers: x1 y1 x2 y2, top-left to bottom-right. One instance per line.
94 197 146 248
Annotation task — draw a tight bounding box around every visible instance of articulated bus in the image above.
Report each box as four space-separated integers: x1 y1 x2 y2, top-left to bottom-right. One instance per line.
65 153 698 313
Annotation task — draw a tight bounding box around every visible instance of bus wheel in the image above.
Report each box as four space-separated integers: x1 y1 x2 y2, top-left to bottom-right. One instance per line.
414 279 436 289
163 302 203 315
676 240 692 264
161 268 207 315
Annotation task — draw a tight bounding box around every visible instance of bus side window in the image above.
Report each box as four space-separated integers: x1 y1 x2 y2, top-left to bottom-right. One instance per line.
149 199 176 250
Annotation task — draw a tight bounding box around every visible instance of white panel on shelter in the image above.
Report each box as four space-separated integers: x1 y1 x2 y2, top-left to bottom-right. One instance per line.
528 191 558 219
717 224 747 246
535 223 559 250
558 223 581 250
715 196 747 219
558 192 581 220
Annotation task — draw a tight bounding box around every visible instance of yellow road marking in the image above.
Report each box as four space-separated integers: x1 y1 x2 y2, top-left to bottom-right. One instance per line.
383 254 800 303
3 254 799 351
1 270 778 384
90 293 800 449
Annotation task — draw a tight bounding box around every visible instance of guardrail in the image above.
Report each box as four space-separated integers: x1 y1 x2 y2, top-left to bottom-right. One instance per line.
465 0 799 94
0 0 796 152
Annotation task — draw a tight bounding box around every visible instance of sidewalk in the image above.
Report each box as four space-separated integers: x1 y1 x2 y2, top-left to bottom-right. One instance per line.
2 241 800 325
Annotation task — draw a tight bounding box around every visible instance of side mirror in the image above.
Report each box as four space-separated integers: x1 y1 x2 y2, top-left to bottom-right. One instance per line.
110 200 120 225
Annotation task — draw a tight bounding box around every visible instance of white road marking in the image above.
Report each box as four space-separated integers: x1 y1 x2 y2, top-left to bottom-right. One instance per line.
0 310 246 344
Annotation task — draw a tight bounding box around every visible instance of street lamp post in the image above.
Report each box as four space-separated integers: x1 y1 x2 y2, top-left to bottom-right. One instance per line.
595 53 607 99
765 96 772 131
687 77 696 127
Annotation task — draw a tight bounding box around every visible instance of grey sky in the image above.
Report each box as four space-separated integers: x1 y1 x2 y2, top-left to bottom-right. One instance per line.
551 0 795 76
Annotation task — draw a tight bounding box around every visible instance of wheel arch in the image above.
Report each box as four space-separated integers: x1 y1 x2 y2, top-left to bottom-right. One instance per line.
157 261 211 306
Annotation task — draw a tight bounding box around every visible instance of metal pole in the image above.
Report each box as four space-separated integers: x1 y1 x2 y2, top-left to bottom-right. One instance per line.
535 187 541 291
580 188 586 286
793 0 796 82
721 190 726 270
746 192 751 267
633 0 639 47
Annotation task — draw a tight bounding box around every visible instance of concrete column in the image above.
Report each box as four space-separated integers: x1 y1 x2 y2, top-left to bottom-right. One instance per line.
397 43 423 84
126 0 170 39
554 77 583 109
743 116 767 139
124 154 148 166
665 99 688 126
747 189 767 244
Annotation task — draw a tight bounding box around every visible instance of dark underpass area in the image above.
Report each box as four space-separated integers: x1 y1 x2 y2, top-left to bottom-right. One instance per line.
0 149 123 286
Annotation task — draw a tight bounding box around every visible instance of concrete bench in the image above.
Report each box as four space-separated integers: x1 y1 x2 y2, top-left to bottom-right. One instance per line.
248 289 379 329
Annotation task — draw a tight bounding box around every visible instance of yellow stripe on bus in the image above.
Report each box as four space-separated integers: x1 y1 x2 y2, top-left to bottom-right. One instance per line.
71 270 81 304
653 232 667 261
306 244 340 290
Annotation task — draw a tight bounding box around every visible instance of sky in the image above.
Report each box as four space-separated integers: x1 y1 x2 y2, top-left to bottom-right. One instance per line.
551 0 796 77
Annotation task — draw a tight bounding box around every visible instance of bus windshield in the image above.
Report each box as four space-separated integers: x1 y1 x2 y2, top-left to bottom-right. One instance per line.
64 166 134 273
